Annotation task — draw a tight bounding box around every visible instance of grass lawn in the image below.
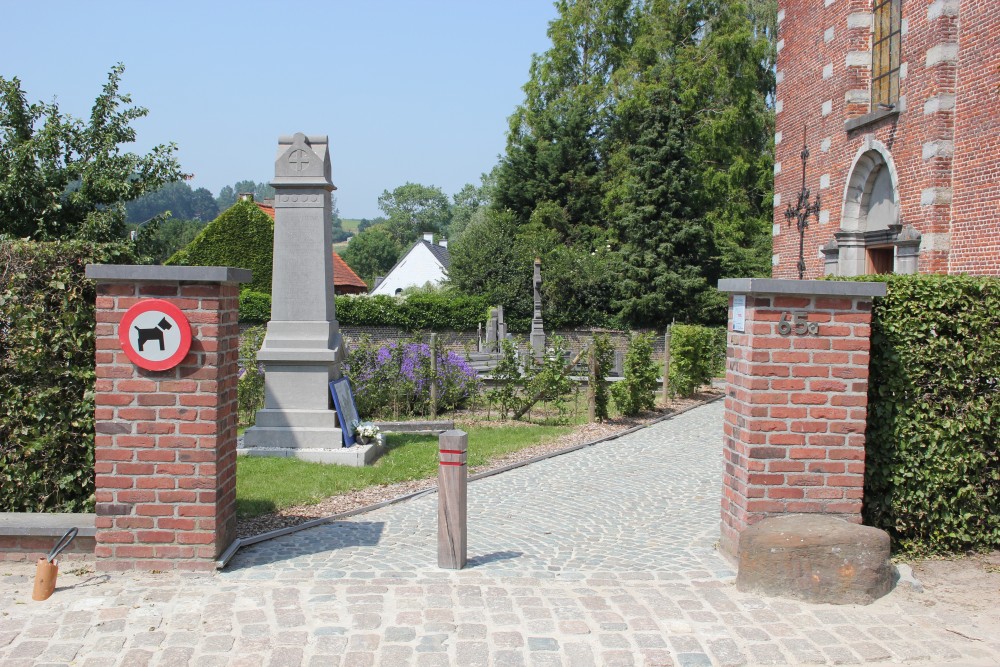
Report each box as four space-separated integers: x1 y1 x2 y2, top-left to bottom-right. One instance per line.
236 422 573 518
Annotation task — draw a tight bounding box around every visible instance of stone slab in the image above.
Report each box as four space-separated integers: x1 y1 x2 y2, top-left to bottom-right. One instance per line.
736 514 893 605
717 277 887 297
85 265 252 284
0 513 96 537
237 435 384 467
374 420 455 434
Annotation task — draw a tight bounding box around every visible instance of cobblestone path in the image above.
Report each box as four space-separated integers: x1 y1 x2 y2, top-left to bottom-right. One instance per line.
2 400 998 666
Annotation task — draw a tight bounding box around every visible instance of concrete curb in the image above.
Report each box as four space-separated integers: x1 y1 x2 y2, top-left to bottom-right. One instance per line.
217 394 724 569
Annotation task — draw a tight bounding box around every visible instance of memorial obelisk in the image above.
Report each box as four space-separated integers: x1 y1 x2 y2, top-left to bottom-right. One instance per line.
241 134 377 465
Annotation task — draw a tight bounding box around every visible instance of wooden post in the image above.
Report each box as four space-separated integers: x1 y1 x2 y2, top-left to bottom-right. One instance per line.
587 345 597 422
429 333 439 419
438 430 467 569
662 323 672 405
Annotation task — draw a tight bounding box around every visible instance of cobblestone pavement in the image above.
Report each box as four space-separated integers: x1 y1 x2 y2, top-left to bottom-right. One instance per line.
2 400 999 666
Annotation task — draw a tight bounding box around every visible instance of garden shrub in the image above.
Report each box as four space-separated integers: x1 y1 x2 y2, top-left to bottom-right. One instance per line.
344 336 481 419
522 336 576 423
166 198 273 294
238 325 267 425
611 333 660 416
859 274 1000 554
668 324 726 397
487 338 523 420
0 239 135 512
590 333 615 421
239 290 272 324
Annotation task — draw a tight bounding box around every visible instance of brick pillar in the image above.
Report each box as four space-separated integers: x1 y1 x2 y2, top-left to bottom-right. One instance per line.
85 266 250 571
716 278 886 560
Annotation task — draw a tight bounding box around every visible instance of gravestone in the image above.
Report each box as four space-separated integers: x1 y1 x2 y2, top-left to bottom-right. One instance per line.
241 134 379 466
530 258 546 361
485 308 498 351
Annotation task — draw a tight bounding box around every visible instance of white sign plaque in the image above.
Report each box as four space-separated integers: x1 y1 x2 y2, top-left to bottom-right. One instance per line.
732 295 746 333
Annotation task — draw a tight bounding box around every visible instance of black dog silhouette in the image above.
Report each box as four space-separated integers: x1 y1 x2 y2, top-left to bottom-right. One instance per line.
135 317 173 352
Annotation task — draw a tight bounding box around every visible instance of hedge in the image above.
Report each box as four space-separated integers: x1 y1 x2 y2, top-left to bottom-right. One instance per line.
166 198 273 294
0 239 135 512
859 274 1000 554
240 290 491 331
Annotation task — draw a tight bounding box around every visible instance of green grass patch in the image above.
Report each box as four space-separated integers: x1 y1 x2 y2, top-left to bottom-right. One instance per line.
236 423 572 518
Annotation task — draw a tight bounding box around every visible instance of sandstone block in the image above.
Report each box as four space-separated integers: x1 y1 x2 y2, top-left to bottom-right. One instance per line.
736 514 893 604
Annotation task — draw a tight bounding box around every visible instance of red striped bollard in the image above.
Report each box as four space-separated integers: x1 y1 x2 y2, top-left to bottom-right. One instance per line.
438 430 467 569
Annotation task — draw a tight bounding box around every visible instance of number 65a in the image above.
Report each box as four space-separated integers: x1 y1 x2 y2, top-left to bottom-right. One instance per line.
778 311 819 336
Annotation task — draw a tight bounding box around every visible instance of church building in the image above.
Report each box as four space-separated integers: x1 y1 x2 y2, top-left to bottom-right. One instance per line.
772 0 999 278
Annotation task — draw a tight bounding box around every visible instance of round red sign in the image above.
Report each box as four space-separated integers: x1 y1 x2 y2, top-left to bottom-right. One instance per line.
118 299 193 371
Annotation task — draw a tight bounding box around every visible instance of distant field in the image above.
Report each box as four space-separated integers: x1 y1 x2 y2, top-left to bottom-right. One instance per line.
341 218 363 233
332 240 350 254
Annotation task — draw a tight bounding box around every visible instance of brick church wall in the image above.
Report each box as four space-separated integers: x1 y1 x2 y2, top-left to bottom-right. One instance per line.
773 0 999 278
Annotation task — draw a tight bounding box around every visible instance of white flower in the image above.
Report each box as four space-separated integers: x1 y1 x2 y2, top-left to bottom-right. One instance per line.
355 421 380 439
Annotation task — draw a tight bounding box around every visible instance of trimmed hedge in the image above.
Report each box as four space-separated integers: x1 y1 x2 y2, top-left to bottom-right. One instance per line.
860 274 1000 554
166 199 273 294
239 290 491 331
0 239 136 512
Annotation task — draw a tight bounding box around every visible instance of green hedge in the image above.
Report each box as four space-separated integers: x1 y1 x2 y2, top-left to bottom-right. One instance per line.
668 324 726 397
0 240 135 512
860 274 1000 554
240 290 491 331
166 199 273 294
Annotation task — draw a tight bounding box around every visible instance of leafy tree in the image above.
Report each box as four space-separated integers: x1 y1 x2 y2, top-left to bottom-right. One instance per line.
450 170 497 243
126 181 218 223
449 209 531 326
131 217 207 265
341 224 403 284
0 64 182 241
216 180 274 210
611 332 659 416
378 182 451 244
493 0 635 245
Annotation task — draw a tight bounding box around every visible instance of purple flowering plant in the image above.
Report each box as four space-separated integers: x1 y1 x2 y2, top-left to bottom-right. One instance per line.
344 336 481 418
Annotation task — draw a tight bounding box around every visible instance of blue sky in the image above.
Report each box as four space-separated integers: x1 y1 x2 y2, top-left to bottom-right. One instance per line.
0 2 560 218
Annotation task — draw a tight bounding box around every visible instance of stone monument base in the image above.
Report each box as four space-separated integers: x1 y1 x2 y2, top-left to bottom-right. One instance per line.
238 433 385 467
736 514 893 605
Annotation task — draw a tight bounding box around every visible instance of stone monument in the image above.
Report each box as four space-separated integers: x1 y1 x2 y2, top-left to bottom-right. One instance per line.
241 133 380 466
530 258 546 361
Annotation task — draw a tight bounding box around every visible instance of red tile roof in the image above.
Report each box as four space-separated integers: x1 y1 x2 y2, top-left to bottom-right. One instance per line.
255 201 367 293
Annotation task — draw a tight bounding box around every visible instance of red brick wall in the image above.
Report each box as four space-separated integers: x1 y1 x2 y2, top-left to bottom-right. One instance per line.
773 0 998 278
721 293 873 558
0 536 95 563
950 0 1000 274
93 281 240 571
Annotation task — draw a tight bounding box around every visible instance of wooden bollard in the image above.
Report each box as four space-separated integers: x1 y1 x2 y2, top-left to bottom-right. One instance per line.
438 430 467 569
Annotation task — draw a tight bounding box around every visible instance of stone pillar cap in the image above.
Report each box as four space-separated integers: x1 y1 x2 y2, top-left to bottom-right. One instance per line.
717 278 886 298
85 265 252 284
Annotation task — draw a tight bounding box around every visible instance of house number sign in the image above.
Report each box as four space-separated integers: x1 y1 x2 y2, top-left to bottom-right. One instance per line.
778 311 819 336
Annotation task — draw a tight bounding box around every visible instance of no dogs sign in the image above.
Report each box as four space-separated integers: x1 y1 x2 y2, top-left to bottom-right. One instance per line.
119 299 192 371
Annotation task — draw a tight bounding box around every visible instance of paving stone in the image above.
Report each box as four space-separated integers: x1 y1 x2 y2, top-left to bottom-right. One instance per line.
1 402 998 666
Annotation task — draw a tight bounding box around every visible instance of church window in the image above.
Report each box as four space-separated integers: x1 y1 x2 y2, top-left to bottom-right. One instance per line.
872 0 902 109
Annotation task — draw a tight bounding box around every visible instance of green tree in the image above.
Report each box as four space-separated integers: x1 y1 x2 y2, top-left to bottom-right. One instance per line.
215 180 275 210
126 181 218 223
341 224 403 284
131 217 207 265
0 64 183 241
450 171 496 243
378 182 452 244
493 0 635 245
449 209 531 327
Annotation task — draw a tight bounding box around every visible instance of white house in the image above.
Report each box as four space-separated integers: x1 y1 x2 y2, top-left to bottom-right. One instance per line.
370 233 451 296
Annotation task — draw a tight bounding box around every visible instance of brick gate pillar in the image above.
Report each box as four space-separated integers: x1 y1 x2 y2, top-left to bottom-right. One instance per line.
85 265 250 571
716 278 886 560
